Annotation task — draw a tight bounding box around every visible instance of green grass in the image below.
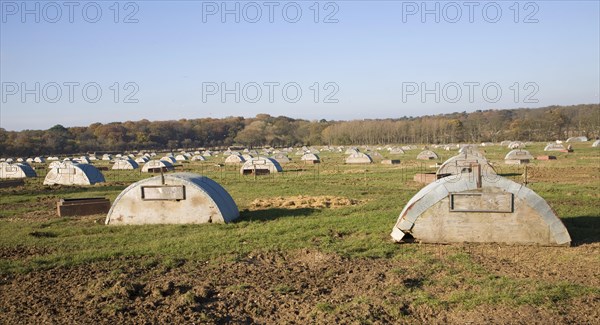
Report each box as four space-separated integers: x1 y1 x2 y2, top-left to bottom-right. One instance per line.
1 142 599 311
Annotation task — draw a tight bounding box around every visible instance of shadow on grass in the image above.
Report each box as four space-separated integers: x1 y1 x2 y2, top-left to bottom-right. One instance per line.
562 216 600 245
498 173 522 177
239 208 318 222
281 168 310 173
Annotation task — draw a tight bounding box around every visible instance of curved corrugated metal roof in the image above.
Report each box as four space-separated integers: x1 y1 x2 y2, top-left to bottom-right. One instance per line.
106 172 239 224
391 176 571 246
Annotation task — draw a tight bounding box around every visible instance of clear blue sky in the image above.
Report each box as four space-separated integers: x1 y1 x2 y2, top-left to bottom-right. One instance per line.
1 0 598 130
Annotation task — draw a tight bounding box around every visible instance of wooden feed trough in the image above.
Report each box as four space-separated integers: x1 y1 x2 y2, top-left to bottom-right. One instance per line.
57 198 111 217
0 179 25 188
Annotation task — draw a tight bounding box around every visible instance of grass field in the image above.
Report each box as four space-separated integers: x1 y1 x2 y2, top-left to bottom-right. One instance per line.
1 143 599 323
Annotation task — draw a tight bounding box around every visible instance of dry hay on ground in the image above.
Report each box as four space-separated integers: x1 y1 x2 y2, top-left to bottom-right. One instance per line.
318 168 369 175
249 195 362 210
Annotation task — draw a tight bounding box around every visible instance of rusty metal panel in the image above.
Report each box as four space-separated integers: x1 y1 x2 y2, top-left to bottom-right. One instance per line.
0 179 25 188
141 185 186 201
57 198 111 217
58 167 76 174
449 192 514 213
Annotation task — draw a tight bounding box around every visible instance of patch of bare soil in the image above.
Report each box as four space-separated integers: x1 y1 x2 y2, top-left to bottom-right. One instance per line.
465 243 600 284
0 195 58 221
249 195 362 210
0 247 598 324
527 166 600 184
419 243 600 287
0 245 55 260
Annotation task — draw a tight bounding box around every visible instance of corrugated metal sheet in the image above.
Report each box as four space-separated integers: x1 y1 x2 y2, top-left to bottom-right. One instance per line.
391 176 571 246
106 172 239 225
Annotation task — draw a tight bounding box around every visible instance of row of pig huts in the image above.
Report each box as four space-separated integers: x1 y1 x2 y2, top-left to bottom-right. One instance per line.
0 148 573 184
2 139 596 184
102 145 571 246
3 142 577 246
3 137 597 167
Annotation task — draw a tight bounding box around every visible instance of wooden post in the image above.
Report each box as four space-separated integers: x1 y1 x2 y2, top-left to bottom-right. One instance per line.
475 163 482 189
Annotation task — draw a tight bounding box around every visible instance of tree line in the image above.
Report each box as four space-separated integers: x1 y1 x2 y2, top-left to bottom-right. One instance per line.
0 104 598 156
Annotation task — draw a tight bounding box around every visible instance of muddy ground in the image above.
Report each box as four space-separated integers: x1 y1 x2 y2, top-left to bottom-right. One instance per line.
1 245 598 324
